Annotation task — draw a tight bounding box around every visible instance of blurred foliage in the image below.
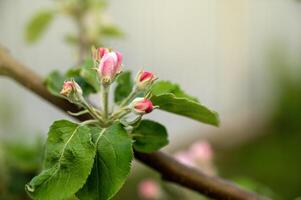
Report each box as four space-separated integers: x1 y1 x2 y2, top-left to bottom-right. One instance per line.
25 9 55 43
233 177 279 199
216 47 301 200
25 0 123 62
0 138 43 200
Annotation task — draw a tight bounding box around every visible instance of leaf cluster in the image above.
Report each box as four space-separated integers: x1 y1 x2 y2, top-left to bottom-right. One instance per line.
27 60 219 200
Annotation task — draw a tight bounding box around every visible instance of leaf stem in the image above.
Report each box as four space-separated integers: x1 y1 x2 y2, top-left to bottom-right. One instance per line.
81 100 105 126
79 119 99 126
119 87 138 107
110 108 131 122
67 109 89 116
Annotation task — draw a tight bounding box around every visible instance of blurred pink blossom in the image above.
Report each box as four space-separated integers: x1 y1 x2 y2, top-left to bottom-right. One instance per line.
138 179 161 200
189 141 213 162
174 140 216 176
174 151 196 167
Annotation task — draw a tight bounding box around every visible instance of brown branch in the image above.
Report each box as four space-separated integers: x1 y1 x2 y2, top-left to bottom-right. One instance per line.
0 48 268 200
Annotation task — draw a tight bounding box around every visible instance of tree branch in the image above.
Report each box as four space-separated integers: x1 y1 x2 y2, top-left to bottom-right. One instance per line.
0 47 268 200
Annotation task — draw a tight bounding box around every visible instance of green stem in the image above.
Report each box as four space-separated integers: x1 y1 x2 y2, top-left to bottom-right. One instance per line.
110 108 131 121
67 109 89 116
102 85 110 120
81 100 105 125
80 120 99 126
120 87 138 107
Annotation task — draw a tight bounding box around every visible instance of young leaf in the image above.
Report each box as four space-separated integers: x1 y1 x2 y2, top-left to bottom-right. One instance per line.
114 71 133 103
132 120 168 153
66 67 97 96
77 123 133 200
44 64 98 97
44 70 65 97
25 9 55 43
79 59 100 92
25 120 96 200
151 93 219 126
151 81 199 102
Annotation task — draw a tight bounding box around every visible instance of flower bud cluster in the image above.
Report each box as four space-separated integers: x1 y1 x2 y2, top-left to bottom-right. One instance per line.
59 47 158 127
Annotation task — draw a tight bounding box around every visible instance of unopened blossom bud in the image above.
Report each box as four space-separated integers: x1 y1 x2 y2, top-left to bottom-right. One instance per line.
131 98 154 114
92 46 109 64
60 80 83 103
98 50 123 84
136 70 157 90
60 81 73 97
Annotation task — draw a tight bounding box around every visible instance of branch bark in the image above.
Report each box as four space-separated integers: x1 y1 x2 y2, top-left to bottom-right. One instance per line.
0 48 268 200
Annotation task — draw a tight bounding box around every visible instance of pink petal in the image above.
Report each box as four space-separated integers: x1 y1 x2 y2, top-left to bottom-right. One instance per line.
99 54 115 78
98 48 109 58
115 51 123 67
139 71 153 82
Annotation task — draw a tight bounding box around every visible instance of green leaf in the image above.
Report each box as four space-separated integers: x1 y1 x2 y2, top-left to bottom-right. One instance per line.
151 93 219 126
25 9 55 43
77 123 133 200
114 71 133 103
132 120 168 153
44 70 65 97
44 63 99 97
151 81 199 102
150 81 219 126
79 59 100 92
25 120 96 200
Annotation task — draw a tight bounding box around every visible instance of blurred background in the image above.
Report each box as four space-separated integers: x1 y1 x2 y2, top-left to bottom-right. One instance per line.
1 0 301 199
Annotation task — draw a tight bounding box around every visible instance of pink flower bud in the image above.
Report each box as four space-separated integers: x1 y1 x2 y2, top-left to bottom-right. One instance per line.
136 70 157 90
60 80 83 102
98 47 109 58
138 179 161 200
92 47 109 63
60 81 74 97
131 98 154 114
98 50 123 83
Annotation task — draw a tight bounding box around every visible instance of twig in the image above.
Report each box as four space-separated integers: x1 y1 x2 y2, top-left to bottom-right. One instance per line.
0 47 268 200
